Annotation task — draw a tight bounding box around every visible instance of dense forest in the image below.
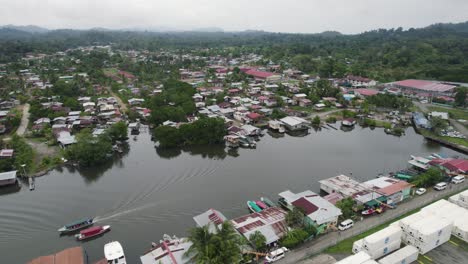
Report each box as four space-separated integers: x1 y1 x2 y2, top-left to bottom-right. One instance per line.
1 22 468 82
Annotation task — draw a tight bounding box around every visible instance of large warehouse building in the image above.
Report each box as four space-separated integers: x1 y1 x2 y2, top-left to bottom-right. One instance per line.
390 79 457 97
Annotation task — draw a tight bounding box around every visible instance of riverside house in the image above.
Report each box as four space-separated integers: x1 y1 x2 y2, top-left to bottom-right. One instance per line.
278 190 342 234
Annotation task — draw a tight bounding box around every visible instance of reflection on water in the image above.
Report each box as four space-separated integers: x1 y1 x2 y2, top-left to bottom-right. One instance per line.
0 125 465 264
0 182 21 196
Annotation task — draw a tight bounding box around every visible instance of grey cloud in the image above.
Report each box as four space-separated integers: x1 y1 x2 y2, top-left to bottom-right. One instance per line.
0 0 467 33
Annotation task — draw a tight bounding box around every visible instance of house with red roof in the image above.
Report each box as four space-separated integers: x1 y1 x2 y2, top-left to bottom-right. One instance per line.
354 88 379 97
429 159 468 174
245 69 281 82
278 190 342 234
245 112 262 124
118 71 136 80
362 177 414 204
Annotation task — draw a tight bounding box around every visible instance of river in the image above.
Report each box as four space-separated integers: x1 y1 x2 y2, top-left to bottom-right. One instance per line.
0 125 463 263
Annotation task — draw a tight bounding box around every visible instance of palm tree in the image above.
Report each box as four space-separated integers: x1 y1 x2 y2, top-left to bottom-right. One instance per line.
185 221 244 264
185 225 215 263
249 231 267 252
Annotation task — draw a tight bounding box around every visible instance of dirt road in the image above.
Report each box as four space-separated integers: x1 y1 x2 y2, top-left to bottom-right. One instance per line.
16 103 30 136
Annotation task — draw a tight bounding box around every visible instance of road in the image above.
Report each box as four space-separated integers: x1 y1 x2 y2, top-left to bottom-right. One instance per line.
414 102 468 137
107 88 128 113
16 103 30 136
277 182 468 264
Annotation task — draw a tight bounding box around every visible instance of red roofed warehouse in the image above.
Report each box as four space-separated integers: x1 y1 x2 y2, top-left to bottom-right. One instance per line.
391 79 457 97
246 69 281 82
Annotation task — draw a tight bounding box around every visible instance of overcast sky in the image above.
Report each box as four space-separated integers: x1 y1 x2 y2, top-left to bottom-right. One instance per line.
1 0 468 33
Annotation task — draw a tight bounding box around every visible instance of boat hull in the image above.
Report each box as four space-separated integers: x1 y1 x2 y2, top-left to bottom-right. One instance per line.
76 225 110 241
58 218 94 233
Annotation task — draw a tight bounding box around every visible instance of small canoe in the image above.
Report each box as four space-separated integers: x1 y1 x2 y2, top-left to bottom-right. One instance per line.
75 225 110 241
247 201 262 213
58 217 94 233
256 200 268 210
362 209 375 216
261 197 276 207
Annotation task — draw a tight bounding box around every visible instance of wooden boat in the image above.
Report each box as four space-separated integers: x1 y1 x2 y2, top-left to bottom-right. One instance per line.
361 208 376 216
375 207 385 214
255 200 268 210
75 225 110 241
247 201 262 213
341 118 356 127
261 197 276 207
58 217 94 233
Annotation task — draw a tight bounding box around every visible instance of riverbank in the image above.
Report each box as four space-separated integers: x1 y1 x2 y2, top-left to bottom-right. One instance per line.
2 125 463 263
276 183 468 264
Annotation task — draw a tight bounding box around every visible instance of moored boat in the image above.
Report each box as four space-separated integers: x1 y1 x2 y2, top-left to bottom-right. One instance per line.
104 241 126 264
261 197 276 207
268 120 285 133
341 118 356 127
58 217 94 233
361 208 375 216
247 200 262 213
255 200 268 210
75 225 111 241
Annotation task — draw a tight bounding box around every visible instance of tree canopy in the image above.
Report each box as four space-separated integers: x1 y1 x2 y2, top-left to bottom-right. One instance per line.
185 221 244 264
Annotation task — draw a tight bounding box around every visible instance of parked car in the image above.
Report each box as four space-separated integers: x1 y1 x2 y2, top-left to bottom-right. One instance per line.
415 188 427 195
452 175 465 184
434 182 447 191
338 219 354 231
265 247 288 263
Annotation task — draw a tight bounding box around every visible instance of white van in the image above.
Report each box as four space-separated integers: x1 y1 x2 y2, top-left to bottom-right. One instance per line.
452 175 465 184
338 219 354 231
434 182 448 191
265 247 288 263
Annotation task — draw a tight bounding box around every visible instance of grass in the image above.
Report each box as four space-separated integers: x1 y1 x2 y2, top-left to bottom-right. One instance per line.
450 236 468 251
427 106 468 121
440 136 468 148
324 208 420 254
420 129 468 148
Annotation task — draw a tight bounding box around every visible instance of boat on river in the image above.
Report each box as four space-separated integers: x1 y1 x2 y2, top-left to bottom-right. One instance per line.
341 118 356 127
255 200 268 210
268 120 285 133
58 217 94 233
104 241 126 264
261 197 276 207
75 225 111 241
247 200 262 213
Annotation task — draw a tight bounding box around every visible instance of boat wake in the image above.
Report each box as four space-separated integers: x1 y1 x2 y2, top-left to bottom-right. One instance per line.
94 202 161 223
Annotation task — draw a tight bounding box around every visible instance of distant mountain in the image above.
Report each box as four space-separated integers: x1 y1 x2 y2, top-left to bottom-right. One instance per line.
426 21 468 33
1 24 49 33
191 27 224 33
318 31 342 37
0 28 33 40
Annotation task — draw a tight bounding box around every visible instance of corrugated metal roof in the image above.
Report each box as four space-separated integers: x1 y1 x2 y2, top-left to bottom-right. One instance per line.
0 170 16 181
231 207 288 244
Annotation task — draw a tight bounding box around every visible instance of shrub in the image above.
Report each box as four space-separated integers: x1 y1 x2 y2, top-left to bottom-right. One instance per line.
280 229 309 248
